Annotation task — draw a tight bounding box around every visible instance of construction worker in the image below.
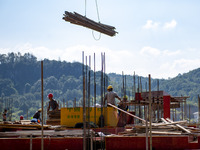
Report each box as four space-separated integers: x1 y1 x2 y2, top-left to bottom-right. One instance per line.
118 95 129 115
102 85 121 127
47 93 59 113
117 95 129 127
104 85 122 106
32 108 41 121
2 109 7 121
20 115 24 120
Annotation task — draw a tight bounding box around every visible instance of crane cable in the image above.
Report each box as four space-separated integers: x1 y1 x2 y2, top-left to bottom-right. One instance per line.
95 0 100 22
92 0 101 40
85 0 101 40
85 0 87 17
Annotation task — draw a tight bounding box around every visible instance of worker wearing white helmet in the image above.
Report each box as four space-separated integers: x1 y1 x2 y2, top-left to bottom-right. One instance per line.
31 108 42 123
104 85 121 106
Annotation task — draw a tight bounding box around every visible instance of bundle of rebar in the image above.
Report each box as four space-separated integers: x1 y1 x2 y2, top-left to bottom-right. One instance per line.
63 11 117 37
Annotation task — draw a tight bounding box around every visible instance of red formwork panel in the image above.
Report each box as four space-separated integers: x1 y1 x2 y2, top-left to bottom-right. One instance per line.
163 95 171 119
105 136 200 150
0 137 83 150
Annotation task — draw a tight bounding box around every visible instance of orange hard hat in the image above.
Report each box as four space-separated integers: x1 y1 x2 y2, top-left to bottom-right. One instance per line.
48 93 53 98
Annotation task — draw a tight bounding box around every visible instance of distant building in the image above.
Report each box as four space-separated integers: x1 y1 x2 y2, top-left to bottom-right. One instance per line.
193 112 199 123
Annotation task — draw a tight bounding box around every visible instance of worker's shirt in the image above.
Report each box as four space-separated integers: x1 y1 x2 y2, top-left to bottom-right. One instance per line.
104 91 118 105
49 99 58 110
33 111 40 119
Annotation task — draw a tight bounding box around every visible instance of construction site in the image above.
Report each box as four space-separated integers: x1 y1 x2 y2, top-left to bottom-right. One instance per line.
1 51 200 150
0 1 200 149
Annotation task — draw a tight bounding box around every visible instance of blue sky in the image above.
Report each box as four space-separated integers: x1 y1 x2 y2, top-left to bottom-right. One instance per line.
0 0 200 79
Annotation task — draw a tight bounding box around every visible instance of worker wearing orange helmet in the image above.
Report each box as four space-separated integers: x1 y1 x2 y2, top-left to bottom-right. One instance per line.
33 108 41 120
31 108 42 123
104 85 121 106
47 93 59 113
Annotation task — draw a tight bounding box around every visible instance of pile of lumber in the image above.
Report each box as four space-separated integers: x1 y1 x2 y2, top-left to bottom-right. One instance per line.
46 110 60 125
63 11 117 37
0 129 94 138
0 122 50 130
119 118 200 137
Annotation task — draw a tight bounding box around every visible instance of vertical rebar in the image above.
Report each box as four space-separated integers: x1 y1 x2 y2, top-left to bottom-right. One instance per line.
157 79 159 91
132 75 134 100
175 108 177 121
82 51 86 150
94 53 96 125
100 53 104 150
149 74 152 150
103 52 106 98
145 82 147 92
184 99 187 120
189 104 190 124
103 52 107 128
181 102 183 120
138 76 141 123
30 134 32 150
133 72 136 123
138 76 139 93
157 79 160 121
100 53 103 125
86 56 88 121
140 77 142 92
10 98 13 121
145 97 148 150
125 75 127 97
198 95 200 125
88 56 91 142
122 71 124 97
41 61 44 150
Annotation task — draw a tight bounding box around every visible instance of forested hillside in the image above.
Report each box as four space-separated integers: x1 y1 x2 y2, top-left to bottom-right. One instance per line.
0 52 200 121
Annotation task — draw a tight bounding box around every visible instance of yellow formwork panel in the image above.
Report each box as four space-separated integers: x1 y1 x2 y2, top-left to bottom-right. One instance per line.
104 107 118 127
61 107 118 127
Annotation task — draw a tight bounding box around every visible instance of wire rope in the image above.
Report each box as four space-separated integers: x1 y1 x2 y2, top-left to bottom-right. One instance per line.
85 0 87 16
92 0 101 40
95 0 100 22
92 30 101 40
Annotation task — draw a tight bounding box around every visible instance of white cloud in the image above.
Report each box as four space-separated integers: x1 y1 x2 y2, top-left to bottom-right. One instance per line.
163 49 181 56
140 46 161 56
172 59 200 70
143 19 177 31
159 58 200 78
143 20 160 29
163 19 177 30
0 44 199 79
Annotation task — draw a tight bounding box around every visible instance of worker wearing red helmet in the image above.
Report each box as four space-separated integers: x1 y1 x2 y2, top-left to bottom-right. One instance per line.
47 93 59 113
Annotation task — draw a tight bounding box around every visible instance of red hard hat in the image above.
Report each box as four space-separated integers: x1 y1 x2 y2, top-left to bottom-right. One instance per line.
20 115 24 120
48 93 53 98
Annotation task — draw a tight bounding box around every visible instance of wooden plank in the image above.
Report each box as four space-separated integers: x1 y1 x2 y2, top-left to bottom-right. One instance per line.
151 131 182 135
165 118 191 133
107 103 146 123
154 120 187 127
